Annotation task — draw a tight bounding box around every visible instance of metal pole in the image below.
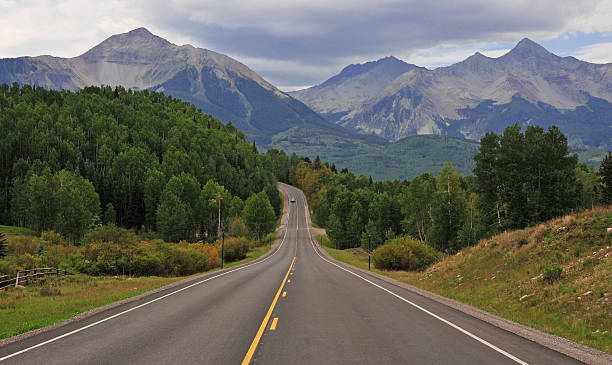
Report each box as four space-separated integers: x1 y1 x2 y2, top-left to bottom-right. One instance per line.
221 231 224 269
217 198 222 239
368 234 371 271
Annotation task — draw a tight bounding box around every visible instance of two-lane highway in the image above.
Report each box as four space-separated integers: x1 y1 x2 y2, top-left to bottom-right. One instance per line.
0 183 585 364
254 184 581 365
0 193 299 364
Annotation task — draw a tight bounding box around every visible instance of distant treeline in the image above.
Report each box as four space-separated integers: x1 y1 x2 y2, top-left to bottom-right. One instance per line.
0 83 280 242
269 124 605 254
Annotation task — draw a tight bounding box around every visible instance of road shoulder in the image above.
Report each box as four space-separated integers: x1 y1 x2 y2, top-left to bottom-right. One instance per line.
309 230 611 365
0 185 292 349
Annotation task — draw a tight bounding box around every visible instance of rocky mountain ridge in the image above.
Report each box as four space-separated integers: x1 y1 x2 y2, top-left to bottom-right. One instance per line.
292 38 612 147
0 28 340 146
290 56 422 122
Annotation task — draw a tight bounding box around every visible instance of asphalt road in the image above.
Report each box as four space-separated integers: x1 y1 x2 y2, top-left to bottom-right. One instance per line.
0 184 583 364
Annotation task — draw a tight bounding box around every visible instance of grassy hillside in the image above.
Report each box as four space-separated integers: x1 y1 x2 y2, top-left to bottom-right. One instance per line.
322 207 612 353
272 133 479 180
340 135 479 180
274 131 606 181
573 147 608 168
269 125 387 160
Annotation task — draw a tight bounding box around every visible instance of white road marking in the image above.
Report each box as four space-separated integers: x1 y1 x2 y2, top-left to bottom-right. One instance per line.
295 188 530 365
0 207 294 362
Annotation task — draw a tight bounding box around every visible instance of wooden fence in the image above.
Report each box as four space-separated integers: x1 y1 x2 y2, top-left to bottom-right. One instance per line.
0 268 71 291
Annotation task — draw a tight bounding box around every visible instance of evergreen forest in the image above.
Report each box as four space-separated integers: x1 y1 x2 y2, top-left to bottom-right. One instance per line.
0 83 281 242
269 124 604 256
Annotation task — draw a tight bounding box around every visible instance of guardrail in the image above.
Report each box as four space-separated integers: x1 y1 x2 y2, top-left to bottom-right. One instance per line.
0 268 72 291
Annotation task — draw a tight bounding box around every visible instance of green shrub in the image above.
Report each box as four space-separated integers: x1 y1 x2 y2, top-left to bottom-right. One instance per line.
259 232 277 247
164 243 208 276
570 243 584 257
372 236 440 271
83 224 139 245
41 231 69 246
1 226 223 278
582 257 596 269
7 236 39 256
223 237 250 262
129 250 164 276
227 218 248 238
542 265 563 283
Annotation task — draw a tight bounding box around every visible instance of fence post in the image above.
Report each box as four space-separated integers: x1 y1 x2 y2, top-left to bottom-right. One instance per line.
15 270 20 287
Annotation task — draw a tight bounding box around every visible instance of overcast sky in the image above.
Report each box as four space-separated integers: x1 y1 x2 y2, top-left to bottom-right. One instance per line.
1 0 611 91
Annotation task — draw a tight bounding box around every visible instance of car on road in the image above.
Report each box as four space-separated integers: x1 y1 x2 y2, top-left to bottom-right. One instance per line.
290 197 296 203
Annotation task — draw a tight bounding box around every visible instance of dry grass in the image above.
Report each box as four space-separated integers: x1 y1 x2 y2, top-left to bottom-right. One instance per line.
0 275 180 339
322 207 612 354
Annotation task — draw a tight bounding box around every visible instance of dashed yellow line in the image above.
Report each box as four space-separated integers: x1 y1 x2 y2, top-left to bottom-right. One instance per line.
282 291 286 297
241 257 295 365
270 317 278 330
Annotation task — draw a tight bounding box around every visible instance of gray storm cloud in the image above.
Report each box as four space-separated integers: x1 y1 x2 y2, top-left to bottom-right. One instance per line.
0 0 610 88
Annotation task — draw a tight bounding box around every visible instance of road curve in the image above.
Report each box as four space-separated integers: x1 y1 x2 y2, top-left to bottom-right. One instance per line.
0 183 585 364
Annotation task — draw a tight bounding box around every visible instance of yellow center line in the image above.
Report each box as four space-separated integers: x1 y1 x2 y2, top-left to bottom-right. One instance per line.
270 317 279 330
241 256 294 365
282 291 286 297
241 189 299 365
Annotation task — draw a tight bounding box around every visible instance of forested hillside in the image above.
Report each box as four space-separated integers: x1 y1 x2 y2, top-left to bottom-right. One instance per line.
273 125 603 255
0 83 280 242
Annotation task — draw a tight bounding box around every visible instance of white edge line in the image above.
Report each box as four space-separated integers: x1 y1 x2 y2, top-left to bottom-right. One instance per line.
0 210 292 362
299 190 530 365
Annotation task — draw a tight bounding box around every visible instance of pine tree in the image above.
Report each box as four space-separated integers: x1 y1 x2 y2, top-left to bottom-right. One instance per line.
313 156 322 170
599 151 612 204
104 203 116 224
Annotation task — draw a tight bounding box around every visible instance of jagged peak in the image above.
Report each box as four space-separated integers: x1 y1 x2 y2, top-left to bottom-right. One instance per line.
126 27 154 37
505 37 553 58
465 51 488 60
516 37 540 48
378 55 402 63
335 56 413 77
105 27 171 45
79 27 173 60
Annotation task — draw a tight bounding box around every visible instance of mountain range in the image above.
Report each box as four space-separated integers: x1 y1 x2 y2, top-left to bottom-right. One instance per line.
0 29 609 179
0 27 372 147
291 39 612 149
